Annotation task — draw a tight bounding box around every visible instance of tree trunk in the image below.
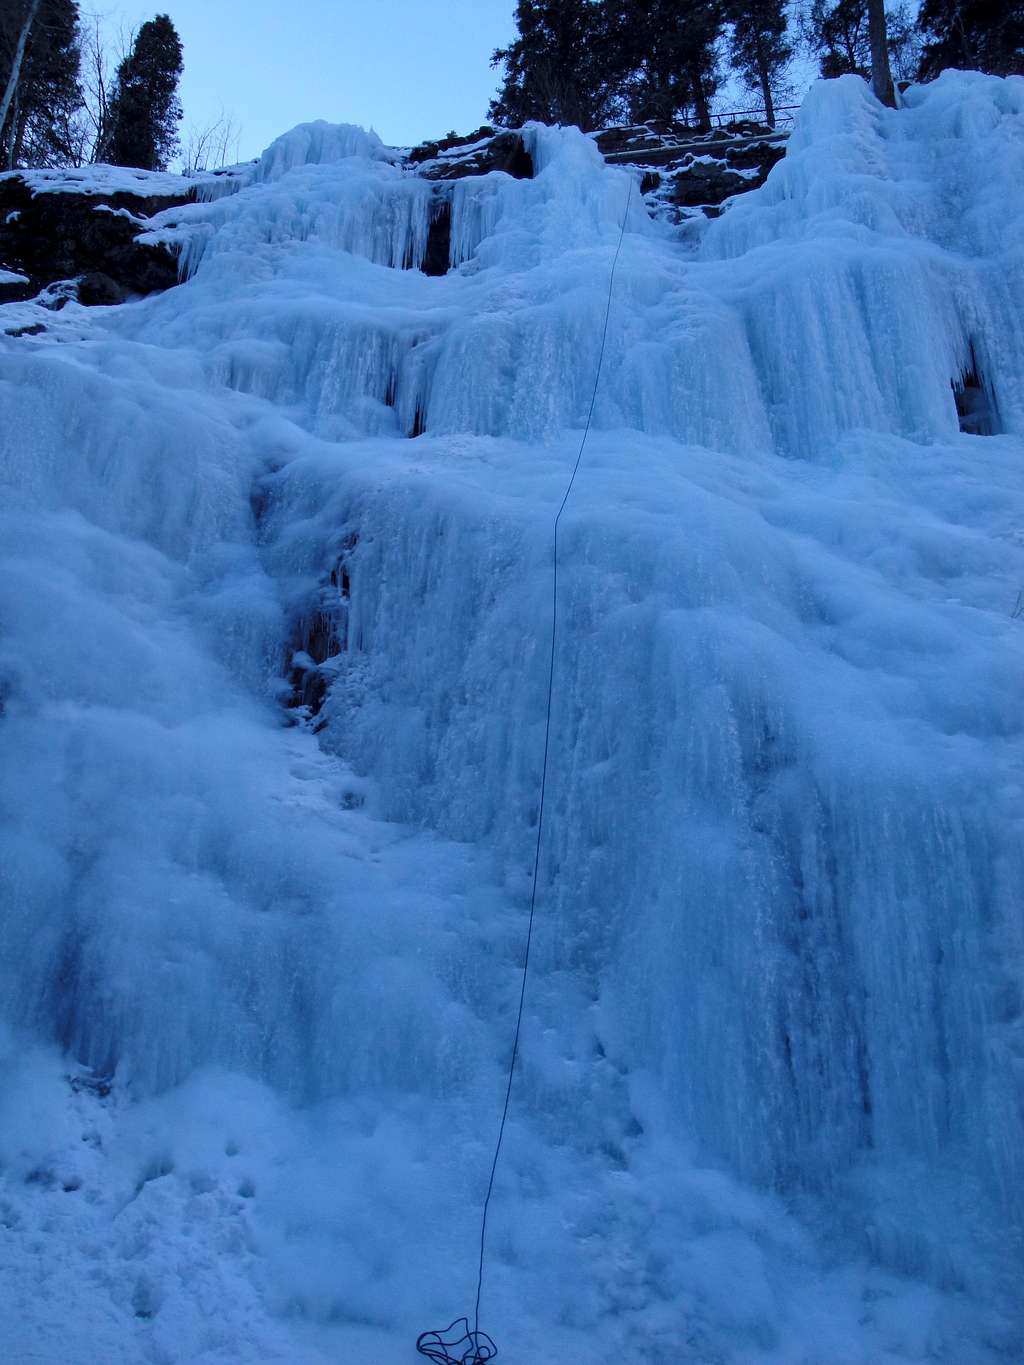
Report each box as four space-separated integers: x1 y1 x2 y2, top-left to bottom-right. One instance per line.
11 90 29 169
5 88 18 170
868 0 896 107
689 65 711 131
0 0 42 146
954 12 974 67
758 55 776 129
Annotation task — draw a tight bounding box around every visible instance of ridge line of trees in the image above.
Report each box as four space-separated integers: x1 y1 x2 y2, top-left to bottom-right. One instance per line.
490 0 1023 132
3 2 1022 171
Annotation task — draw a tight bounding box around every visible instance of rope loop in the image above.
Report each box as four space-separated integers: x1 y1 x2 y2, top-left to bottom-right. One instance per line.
416 1318 498 1365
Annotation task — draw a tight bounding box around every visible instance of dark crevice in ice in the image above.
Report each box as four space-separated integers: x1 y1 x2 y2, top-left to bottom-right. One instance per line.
285 534 357 727
953 343 999 435
421 195 452 277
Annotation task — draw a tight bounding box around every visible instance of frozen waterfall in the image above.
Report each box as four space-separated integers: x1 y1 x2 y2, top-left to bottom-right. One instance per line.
1 72 1022 1364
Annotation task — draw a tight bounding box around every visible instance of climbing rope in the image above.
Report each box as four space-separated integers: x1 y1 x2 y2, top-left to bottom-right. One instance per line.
417 175 634 1365
416 1319 497 1365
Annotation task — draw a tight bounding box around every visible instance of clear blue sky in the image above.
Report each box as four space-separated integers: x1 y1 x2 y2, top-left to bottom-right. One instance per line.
109 1 517 160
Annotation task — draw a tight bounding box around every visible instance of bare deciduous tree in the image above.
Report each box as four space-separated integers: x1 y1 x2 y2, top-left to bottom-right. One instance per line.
77 12 114 162
52 10 135 167
182 107 242 173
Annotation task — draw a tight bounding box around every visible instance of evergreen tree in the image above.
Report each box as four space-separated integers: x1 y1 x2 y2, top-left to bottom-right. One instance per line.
0 0 82 168
727 0 792 126
618 0 726 130
489 0 627 130
802 0 919 82
802 0 870 76
917 0 1024 78
0 0 42 152
101 13 182 170
884 2 922 81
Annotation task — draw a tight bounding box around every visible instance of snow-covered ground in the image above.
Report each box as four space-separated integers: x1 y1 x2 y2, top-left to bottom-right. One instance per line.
1 73 1022 1363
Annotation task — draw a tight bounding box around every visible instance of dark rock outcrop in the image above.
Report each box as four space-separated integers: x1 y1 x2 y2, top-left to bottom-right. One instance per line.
285 535 357 728
593 119 787 220
0 173 191 305
77 271 129 306
0 274 31 306
408 126 534 182
593 124 678 159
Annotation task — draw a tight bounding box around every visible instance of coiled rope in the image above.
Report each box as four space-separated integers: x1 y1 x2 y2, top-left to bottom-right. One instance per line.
417 174 634 1365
